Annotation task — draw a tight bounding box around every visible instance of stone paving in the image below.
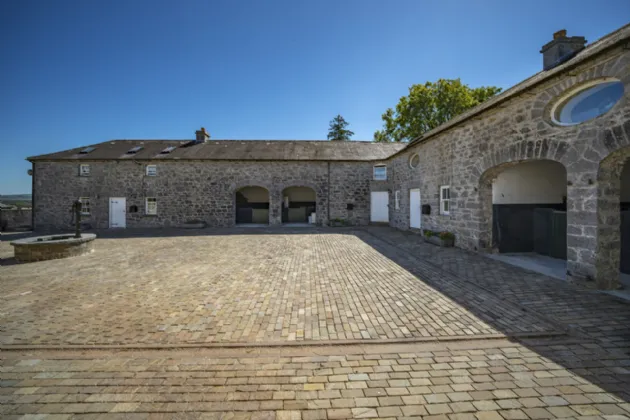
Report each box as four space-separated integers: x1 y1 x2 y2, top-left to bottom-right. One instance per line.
359 227 630 346
1 339 629 418
0 230 555 346
1 227 630 418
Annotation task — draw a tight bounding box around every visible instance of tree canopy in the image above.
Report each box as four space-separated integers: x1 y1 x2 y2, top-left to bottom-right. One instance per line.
327 114 354 141
374 79 502 142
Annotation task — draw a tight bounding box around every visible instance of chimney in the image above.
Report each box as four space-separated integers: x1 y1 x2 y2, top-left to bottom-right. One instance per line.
195 127 210 143
540 29 586 71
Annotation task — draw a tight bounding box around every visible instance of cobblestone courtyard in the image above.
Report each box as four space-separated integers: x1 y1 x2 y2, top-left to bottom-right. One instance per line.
1 227 629 418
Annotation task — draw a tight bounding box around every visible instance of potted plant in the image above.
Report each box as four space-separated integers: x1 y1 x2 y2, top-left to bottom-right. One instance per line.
181 219 207 229
330 218 347 227
423 229 454 247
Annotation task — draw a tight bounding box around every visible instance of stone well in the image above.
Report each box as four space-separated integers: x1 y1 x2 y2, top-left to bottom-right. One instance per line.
11 233 96 262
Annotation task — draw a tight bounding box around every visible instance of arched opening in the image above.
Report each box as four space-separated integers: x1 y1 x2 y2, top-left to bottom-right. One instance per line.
235 186 269 225
282 186 316 225
482 160 568 278
597 147 630 289
620 159 630 284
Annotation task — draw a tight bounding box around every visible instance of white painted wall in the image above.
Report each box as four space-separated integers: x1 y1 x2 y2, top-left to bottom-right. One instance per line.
283 187 316 202
238 186 269 203
493 160 566 204
622 161 630 202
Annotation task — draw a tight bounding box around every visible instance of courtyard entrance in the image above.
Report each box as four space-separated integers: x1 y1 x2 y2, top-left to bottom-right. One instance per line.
281 186 316 224
235 186 269 225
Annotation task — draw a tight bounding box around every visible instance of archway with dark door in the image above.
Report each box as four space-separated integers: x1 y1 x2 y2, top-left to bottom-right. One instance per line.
235 186 269 225
596 147 630 290
282 186 316 225
620 159 630 280
481 160 568 278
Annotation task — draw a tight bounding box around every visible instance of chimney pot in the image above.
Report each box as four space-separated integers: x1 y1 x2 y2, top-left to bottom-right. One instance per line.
195 127 210 143
553 29 567 40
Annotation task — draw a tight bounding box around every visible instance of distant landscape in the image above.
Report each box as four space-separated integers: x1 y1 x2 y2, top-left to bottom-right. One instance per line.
0 194 32 208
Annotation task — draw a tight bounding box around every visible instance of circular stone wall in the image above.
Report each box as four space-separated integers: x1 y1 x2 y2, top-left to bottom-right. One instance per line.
11 233 96 263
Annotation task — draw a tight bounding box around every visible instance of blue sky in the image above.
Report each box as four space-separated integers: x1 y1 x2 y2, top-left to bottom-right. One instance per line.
1 0 628 194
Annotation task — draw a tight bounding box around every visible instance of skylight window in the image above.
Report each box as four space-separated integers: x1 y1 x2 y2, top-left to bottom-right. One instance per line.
127 146 143 154
160 146 177 154
79 147 96 154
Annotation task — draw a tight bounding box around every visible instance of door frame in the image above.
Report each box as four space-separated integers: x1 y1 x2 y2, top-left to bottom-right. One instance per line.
410 188 421 230
370 191 389 223
109 197 127 228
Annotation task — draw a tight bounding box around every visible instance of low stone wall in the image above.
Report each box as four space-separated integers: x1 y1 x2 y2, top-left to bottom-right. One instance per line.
0 209 32 231
11 233 96 262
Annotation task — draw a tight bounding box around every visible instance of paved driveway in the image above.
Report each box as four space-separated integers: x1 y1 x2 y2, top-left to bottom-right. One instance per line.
1 229 555 346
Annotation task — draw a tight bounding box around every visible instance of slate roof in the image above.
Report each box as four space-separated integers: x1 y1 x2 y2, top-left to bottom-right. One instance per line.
27 24 630 163
406 22 630 148
27 140 406 162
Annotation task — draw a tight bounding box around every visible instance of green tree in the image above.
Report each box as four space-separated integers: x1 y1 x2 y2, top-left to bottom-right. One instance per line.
327 114 354 141
374 79 502 142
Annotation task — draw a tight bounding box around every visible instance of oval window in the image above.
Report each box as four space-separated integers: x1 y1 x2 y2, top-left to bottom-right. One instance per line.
409 153 420 169
552 80 624 125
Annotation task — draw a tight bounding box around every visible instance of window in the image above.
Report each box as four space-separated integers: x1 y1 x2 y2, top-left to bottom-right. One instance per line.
373 165 387 181
160 146 177 154
552 79 624 126
409 153 420 169
395 191 400 210
440 186 450 215
145 197 157 215
79 164 90 176
79 146 95 154
78 197 90 216
127 146 143 154
146 165 157 176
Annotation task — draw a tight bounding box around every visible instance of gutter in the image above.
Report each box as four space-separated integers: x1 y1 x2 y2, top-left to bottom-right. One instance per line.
31 162 35 230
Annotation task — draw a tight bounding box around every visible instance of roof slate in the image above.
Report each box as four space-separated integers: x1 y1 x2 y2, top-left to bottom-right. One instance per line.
28 140 406 162
26 24 630 164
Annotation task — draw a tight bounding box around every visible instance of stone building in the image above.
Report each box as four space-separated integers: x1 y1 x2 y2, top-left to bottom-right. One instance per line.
28 136 405 230
28 24 630 289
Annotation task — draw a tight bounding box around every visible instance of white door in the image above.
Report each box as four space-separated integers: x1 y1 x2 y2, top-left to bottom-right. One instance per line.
410 189 421 229
109 197 126 228
370 191 389 222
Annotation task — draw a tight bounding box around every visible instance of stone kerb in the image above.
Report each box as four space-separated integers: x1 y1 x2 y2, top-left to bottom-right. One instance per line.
11 233 96 262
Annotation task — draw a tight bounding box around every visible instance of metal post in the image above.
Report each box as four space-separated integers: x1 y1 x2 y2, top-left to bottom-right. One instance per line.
74 200 82 238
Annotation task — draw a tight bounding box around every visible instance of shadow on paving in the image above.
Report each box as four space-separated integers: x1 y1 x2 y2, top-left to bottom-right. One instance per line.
354 226 630 403
1 225 629 404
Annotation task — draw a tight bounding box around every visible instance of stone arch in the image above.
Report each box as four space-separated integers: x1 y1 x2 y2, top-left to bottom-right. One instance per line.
281 185 318 224
532 53 630 124
474 141 570 251
233 185 271 225
478 159 568 253
595 146 630 289
275 180 328 225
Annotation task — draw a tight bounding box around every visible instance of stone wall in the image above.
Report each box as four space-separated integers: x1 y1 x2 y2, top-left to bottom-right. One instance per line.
387 44 630 289
33 160 374 230
0 209 32 231
12 234 96 262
